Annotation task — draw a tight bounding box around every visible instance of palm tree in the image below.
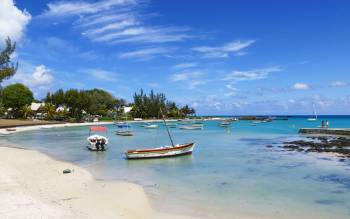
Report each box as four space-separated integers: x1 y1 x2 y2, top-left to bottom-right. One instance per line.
43 103 56 120
19 105 32 119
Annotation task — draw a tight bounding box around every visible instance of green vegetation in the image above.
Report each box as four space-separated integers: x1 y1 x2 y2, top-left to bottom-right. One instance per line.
0 37 17 85
1 83 34 118
45 88 126 121
130 89 195 119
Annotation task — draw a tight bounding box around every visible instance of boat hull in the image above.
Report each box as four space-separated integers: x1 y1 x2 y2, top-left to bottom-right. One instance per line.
179 126 203 130
116 131 133 136
126 143 195 159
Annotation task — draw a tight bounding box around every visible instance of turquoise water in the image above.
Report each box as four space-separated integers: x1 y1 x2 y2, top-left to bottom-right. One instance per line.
3 117 350 218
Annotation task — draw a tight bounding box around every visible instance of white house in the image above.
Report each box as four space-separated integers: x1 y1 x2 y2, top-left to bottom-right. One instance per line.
56 106 69 112
123 106 132 114
30 102 45 111
30 102 45 119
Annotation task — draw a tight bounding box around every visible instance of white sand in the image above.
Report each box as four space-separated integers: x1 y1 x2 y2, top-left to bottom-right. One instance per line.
0 144 195 219
0 121 114 135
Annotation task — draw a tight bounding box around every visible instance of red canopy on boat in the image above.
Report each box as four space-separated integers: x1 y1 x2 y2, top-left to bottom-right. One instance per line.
89 126 107 132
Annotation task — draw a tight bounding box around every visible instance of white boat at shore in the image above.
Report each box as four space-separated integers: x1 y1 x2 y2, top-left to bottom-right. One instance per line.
87 126 108 151
86 126 108 151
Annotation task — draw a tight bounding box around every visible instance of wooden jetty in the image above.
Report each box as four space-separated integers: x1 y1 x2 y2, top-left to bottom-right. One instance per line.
299 128 350 136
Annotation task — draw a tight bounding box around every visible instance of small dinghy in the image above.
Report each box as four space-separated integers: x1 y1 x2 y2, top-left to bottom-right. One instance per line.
219 120 231 127
116 130 133 136
115 122 130 128
87 126 108 151
6 128 16 132
179 125 203 130
145 124 158 129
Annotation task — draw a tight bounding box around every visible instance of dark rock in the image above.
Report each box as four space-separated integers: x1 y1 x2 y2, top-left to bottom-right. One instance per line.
63 169 72 174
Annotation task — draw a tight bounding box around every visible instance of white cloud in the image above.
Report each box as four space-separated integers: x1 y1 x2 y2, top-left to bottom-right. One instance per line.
118 47 173 60
0 0 31 42
170 71 204 82
292 83 309 90
13 65 54 87
223 66 282 82
192 40 255 58
40 0 192 45
85 68 118 81
41 0 134 17
170 73 190 81
331 81 347 87
173 62 197 69
8 65 55 97
170 70 207 89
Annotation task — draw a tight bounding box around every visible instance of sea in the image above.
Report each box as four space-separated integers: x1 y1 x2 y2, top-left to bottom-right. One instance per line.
2 116 350 218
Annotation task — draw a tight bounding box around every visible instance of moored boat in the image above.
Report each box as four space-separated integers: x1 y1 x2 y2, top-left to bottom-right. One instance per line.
126 108 196 159
126 142 195 159
307 104 318 122
219 121 231 127
116 130 133 136
179 125 203 130
115 122 130 128
87 126 108 151
145 124 158 129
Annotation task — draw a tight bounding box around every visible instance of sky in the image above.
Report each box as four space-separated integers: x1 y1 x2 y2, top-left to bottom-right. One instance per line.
0 0 349 115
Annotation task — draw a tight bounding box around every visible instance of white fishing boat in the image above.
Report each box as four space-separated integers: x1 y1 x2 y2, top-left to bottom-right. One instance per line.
126 143 195 159
307 104 318 121
219 120 231 127
125 108 196 159
116 130 133 136
180 125 203 130
116 116 133 136
145 124 158 129
87 126 108 151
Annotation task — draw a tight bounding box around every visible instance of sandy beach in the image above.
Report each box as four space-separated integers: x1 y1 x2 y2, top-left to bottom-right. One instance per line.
0 142 195 219
0 121 115 135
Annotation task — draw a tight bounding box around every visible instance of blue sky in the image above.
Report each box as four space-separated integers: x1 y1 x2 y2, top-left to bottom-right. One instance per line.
1 0 349 115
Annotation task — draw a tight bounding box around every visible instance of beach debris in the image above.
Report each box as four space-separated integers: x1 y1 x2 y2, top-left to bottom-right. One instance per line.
63 169 72 174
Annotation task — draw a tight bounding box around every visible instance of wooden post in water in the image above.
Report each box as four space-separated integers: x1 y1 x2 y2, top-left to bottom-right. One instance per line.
160 107 175 147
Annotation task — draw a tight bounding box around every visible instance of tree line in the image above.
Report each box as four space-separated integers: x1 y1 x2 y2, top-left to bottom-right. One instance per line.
130 89 195 119
0 38 196 121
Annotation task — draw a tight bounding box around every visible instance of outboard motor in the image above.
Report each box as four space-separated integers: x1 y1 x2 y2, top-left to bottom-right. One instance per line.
101 139 105 151
96 139 101 150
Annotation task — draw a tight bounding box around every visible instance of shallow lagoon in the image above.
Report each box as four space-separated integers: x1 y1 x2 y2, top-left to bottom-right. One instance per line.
3 117 350 218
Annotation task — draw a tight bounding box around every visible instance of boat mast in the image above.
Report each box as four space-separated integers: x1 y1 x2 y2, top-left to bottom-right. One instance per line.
313 104 317 119
160 107 175 147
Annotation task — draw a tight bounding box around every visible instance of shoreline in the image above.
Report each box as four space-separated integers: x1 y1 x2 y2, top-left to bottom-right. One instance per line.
0 141 195 219
0 121 115 135
0 118 207 135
